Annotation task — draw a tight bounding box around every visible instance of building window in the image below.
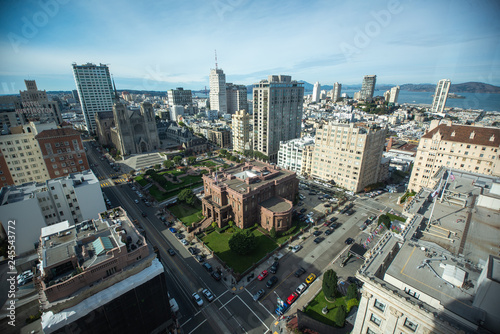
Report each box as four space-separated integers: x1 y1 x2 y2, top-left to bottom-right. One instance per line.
370 313 381 326
374 299 386 312
366 328 376 334
404 318 418 332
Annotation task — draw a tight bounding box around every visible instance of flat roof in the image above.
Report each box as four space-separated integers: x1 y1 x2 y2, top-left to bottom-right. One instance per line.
260 197 292 213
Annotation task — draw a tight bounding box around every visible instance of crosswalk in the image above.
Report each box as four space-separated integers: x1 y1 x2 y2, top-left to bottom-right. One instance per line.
98 173 126 180
99 173 128 187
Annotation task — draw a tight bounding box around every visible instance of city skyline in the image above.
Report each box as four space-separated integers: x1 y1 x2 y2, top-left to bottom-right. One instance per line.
1 0 499 93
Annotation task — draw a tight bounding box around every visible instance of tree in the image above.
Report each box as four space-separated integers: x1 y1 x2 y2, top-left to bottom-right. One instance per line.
154 163 161 170
269 227 277 239
177 189 198 206
207 151 213 157
173 155 182 166
220 149 228 156
346 283 358 301
163 160 174 169
322 269 339 300
145 169 156 176
333 305 346 327
188 156 197 165
228 230 257 255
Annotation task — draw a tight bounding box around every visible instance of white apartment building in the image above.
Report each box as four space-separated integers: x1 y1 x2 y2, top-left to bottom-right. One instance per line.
389 85 400 104
253 75 304 163
311 122 387 192
430 79 451 114
226 83 247 114
72 63 114 133
332 82 342 102
277 136 314 176
0 169 105 254
312 82 321 102
408 120 500 192
232 110 250 153
209 68 227 114
170 105 185 122
0 123 57 186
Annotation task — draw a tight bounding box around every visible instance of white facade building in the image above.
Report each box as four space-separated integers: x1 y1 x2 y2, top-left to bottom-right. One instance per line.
277 136 315 175
312 82 321 102
431 79 451 114
72 63 114 133
0 169 105 254
389 85 400 104
232 110 250 153
170 105 185 122
332 82 342 102
226 83 247 114
209 68 227 114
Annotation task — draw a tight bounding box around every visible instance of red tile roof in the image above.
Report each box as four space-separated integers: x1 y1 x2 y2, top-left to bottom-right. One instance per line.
35 128 81 139
422 124 500 147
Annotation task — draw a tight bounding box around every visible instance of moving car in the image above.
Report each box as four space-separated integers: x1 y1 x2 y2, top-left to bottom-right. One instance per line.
141 212 147 217
266 276 278 288
345 237 354 245
253 289 265 302
167 248 176 256
257 270 269 281
202 288 215 302
211 271 221 281
192 292 203 306
134 199 139 204
286 292 299 305
305 273 316 284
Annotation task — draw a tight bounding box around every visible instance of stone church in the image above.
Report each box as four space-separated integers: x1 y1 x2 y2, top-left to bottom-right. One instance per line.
110 101 160 155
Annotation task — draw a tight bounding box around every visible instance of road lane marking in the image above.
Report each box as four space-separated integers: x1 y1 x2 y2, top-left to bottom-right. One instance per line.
236 295 270 331
188 319 207 334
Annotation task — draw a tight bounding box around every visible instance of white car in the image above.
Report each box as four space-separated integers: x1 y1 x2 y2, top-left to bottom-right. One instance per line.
202 288 215 302
192 292 203 306
181 239 189 246
292 245 302 253
295 282 308 295
134 199 139 204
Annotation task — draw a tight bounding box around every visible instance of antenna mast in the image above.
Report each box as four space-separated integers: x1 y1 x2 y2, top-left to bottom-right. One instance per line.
215 49 218 70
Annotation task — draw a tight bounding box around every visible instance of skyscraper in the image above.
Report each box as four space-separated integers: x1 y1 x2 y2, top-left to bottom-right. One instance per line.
232 109 250 153
209 68 227 114
312 82 321 102
388 85 400 104
360 75 376 101
431 79 451 113
332 82 342 102
72 63 114 134
226 83 247 114
253 75 304 163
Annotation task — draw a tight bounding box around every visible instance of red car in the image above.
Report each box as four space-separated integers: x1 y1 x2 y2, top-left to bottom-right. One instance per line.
257 270 269 281
286 292 299 305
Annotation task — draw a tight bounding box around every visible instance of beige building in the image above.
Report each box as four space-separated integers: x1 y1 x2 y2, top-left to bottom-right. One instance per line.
0 123 56 186
408 120 500 192
232 110 250 153
430 79 451 114
18 80 63 125
207 127 231 148
311 122 387 192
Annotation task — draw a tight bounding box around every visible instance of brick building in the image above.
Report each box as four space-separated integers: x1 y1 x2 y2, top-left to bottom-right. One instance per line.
36 128 89 179
201 161 298 232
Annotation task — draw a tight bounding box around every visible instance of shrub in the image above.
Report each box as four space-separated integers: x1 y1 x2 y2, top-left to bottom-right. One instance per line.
346 283 358 300
333 305 346 327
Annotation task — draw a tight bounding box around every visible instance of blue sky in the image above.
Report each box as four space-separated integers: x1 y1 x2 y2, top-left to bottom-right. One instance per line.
0 0 499 93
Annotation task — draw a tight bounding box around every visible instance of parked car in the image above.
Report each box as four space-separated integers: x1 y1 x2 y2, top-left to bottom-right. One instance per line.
286 292 299 305
270 261 279 274
202 288 215 302
292 245 302 253
134 199 139 204
169 227 177 233
175 233 184 239
305 273 316 284
313 230 322 236
203 263 213 272
195 255 204 262
314 237 324 244
258 270 269 281
266 276 278 288
345 237 354 245
253 289 265 302
294 267 306 277
295 283 308 295
325 229 333 236
188 247 198 255
192 292 203 306
211 271 221 281
181 239 189 246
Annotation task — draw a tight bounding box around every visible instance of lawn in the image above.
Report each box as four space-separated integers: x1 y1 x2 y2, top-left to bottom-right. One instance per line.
134 175 149 187
387 212 406 222
202 228 278 274
305 290 358 327
169 202 203 226
194 160 219 167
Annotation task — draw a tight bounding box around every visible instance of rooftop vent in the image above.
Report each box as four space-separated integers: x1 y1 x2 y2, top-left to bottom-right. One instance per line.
470 131 475 139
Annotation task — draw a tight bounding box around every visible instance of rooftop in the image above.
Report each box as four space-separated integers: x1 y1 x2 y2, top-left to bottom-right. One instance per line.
422 122 500 147
260 196 292 213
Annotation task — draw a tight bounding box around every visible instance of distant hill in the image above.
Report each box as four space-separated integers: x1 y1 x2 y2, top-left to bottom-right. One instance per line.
390 82 500 94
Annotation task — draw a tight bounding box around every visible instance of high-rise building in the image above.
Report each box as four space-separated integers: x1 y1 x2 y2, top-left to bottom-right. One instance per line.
0 169 105 254
72 63 114 134
312 82 321 102
332 82 342 102
36 128 89 179
167 87 192 106
431 79 451 113
207 126 231 148
408 120 500 192
209 68 227 114
0 95 23 130
360 75 377 101
277 136 315 176
232 110 250 153
18 80 63 125
310 122 387 192
253 75 304 163
226 83 247 114
389 85 400 104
